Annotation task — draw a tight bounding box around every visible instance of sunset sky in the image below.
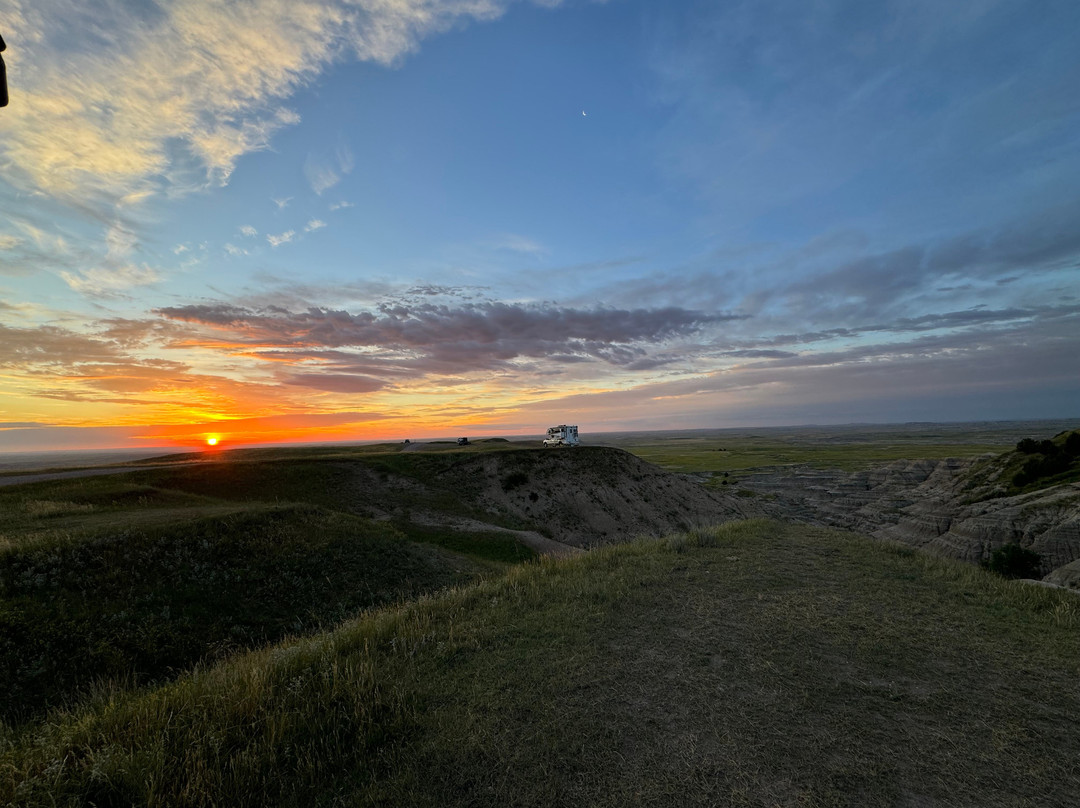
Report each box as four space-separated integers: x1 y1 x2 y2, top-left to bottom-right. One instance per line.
1 0 1079 451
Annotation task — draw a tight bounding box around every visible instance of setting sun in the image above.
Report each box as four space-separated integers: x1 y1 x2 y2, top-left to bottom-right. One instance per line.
206 437 219 446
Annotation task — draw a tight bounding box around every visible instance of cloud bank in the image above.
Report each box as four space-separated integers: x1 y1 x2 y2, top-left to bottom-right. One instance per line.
0 0 547 208
156 299 736 373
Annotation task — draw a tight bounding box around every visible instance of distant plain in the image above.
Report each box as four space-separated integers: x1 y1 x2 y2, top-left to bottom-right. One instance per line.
597 419 1079 473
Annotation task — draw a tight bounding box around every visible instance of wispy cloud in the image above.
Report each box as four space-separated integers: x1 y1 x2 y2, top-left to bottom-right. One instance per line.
304 219 327 232
104 222 138 261
304 160 341 195
329 200 354 211
336 141 355 175
304 158 340 195
0 322 151 369
0 235 22 250
304 139 355 194
239 225 258 237
491 234 545 255
281 373 386 394
13 220 68 254
155 299 739 378
272 197 293 211
60 264 163 297
513 311 1080 428
0 0 532 214
266 230 296 248
0 319 317 426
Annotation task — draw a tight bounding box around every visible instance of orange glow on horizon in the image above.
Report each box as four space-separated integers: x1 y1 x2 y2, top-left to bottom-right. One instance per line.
119 408 535 452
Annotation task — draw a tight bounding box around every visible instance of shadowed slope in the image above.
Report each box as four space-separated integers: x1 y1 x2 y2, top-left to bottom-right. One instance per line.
0 445 747 721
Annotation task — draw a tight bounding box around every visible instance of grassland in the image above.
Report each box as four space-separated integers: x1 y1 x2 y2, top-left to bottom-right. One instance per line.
0 456 538 722
598 422 1073 474
3 519 1078 807
3 426 1078 805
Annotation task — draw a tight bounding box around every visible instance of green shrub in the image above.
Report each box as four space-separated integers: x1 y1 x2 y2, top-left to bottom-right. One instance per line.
1038 439 1060 456
987 543 1042 579
501 471 529 492
1065 432 1080 457
1016 438 1040 454
1011 452 1073 489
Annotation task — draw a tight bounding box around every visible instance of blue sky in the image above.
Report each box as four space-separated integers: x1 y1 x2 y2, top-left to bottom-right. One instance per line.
1 0 1078 450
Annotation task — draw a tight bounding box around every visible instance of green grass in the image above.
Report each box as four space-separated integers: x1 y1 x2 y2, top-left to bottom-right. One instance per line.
0 454 544 723
0 505 475 722
4 520 1078 807
602 423 1080 474
135 459 364 507
0 478 220 547
400 523 539 566
606 435 1005 473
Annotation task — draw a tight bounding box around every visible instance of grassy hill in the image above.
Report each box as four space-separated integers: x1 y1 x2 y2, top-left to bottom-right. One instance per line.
0 504 486 720
3 519 1078 807
0 452 545 722
127 444 750 547
0 444 746 722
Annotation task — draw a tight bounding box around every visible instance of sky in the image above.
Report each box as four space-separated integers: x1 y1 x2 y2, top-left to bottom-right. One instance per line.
1 0 1079 451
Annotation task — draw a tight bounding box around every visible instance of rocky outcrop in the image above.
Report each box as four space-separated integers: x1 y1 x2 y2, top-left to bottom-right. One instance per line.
1045 558 1080 590
741 459 1080 579
434 447 762 549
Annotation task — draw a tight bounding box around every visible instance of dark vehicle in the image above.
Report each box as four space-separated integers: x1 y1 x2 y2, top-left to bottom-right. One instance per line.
0 33 7 107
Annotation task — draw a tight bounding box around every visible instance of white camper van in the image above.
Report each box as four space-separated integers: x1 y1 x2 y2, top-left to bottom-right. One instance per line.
543 425 580 446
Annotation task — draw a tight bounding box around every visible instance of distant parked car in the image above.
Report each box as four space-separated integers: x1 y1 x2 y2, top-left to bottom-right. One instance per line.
457 437 469 446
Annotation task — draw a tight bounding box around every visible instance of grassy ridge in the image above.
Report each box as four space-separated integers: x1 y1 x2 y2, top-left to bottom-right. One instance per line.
0 459 539 722
0 505 474 721
4 520 1078 806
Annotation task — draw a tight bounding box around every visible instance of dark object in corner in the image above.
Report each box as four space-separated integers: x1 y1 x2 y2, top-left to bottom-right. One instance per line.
0 33 8 108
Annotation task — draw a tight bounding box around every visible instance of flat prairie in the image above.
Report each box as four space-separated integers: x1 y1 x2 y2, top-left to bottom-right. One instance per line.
598 419 1078 472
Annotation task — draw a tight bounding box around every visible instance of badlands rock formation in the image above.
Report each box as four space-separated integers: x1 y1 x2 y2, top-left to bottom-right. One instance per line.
741 458 1080 584
436 447 762 549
